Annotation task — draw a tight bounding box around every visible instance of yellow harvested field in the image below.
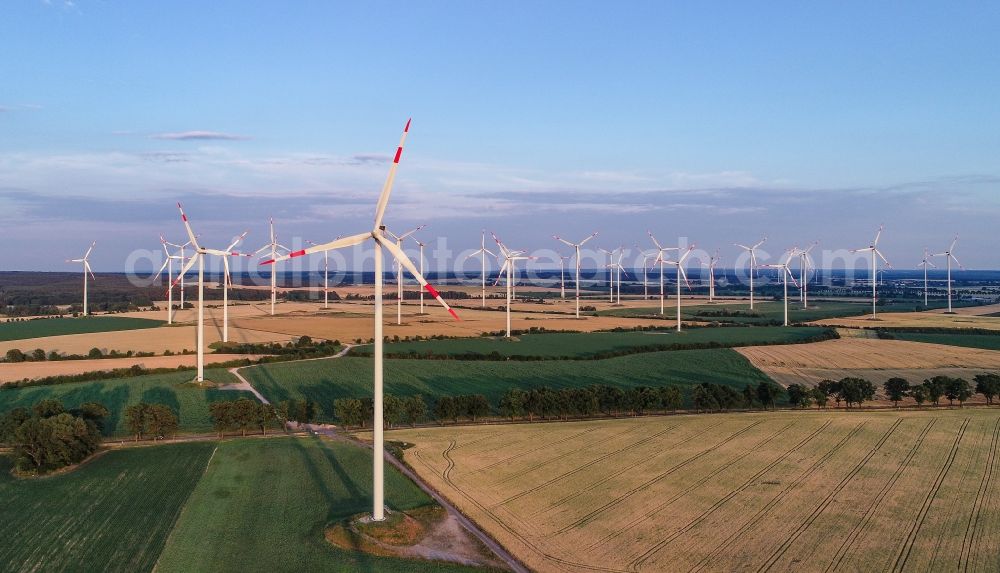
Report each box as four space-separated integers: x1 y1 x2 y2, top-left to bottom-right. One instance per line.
389 409 1000 572
0 353 262 383
737 338 1000 387
814 311 1000 330
929 303 1000 316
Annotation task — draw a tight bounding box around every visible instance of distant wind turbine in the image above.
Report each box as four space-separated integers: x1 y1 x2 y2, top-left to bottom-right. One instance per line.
654 244 695 332
254 218 290 316
917 248 936 307
493 233 532 338
154 236 188 324
466 230 496 308
932 236 963 313
553 232 598 318
648 231 679 316
734 236 767 310
797 241 819 309
760 249 800 326
850 225 892 319
387 225 425 324
67 241 96 317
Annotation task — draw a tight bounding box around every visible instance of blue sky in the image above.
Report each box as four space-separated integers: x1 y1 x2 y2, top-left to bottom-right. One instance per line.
2 0 999 271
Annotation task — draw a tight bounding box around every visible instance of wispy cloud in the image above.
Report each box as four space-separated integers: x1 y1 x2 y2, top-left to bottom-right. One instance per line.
149 131 251 141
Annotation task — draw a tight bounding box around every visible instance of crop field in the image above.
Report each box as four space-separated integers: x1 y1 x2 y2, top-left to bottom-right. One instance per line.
885 331 1000 351
0 315 164 342
243 349 772 419
155 436 484 572
390 408 1000 572
598 300 953 325
0 368 251 436
0 441 215 573
814 311 1000 331
737 338 1000 388
0 353 264 383
372 326 833 358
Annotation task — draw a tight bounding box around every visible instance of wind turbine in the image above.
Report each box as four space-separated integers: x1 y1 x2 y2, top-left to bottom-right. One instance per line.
602 247 628 305
636 246 656 300
154 236 189 324
162 237 194 309
465 230 496 308
658 245 695 332
760 249 800 326
413 237 428 314
558 255 570 299
67 241 96 316
218 232 251 343
254 218 290 316
648 231 679 315
553 232 598 318
306 238 336 309
262 120 458 522
797 241 819 309
386 225 425 324
703 249 720 303
598 247 617 302
850 225 891 319
171 204 253 382
493 233 531 338
932 236 963 313
734 236 766 310
917 248 936 307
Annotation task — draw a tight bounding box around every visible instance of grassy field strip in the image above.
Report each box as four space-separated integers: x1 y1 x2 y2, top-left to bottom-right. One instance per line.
0 442 214 573
0 368 251 436
154 436 483 572
393 410 1000 572
887 331 1000 351
0 316 164 342
244 349 772 421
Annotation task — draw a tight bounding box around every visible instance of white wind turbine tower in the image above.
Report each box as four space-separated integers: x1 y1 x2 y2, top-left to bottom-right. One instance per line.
412 237 428 314
797 241 819 309
734 236 767 310
263 119 459 522
598 247 616 302
386 225 425 324
917 247 936 307
67 241 96 316
154 236 190 324
218 232 251 343
553 232 598 319
306 238 337 310
760 249 800 326
636 245 656 300
162 237 194 309
660 245 695 332
493 233 531 338
466 230 496 308
850 225 892 319
254 218 290 316
171 204 254 382
703 249 720 303
648 231 679 315
602 247 628 305
558 255 570 299
932 236 963 313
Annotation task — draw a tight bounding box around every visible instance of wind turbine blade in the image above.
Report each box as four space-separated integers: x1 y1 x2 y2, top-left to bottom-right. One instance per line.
554 236 574 248
378 235 459 320
752 236 767 249
373 118 411 230
225 231 249 252
261 231 370 265
873 225 884 246
222 256 232 287
84 261 96 281
176 203 200 248
952 254 964 270
734 243 751 251
83 241 96 260
153 257 171 280
579 232 598 246
648 231 663 251
170 255 199 289
875 249 892 269
678 265 690 289
787 267 800 288
493 261 509 287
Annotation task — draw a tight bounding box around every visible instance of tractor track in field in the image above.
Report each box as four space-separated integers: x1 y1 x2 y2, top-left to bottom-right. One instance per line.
494 424 642 486
680 420 868 573
557 419 765 536
824 418 937 572
891 417 970 573
757 418 905 572
960 417 1000 572
467 426 600 476
588 421 795 551
510 421 696 515
423 436 631 573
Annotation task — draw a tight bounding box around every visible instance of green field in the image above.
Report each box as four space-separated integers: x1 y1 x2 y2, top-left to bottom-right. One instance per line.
0 441 215 573
599 300 950 325
372 326 832 358
155 437 483 572
244 349 772 419
0 368 251 436
0 316 164 342
885 331 1000 351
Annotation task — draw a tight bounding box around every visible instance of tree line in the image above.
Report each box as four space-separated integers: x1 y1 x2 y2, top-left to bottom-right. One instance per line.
0 399 108 475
